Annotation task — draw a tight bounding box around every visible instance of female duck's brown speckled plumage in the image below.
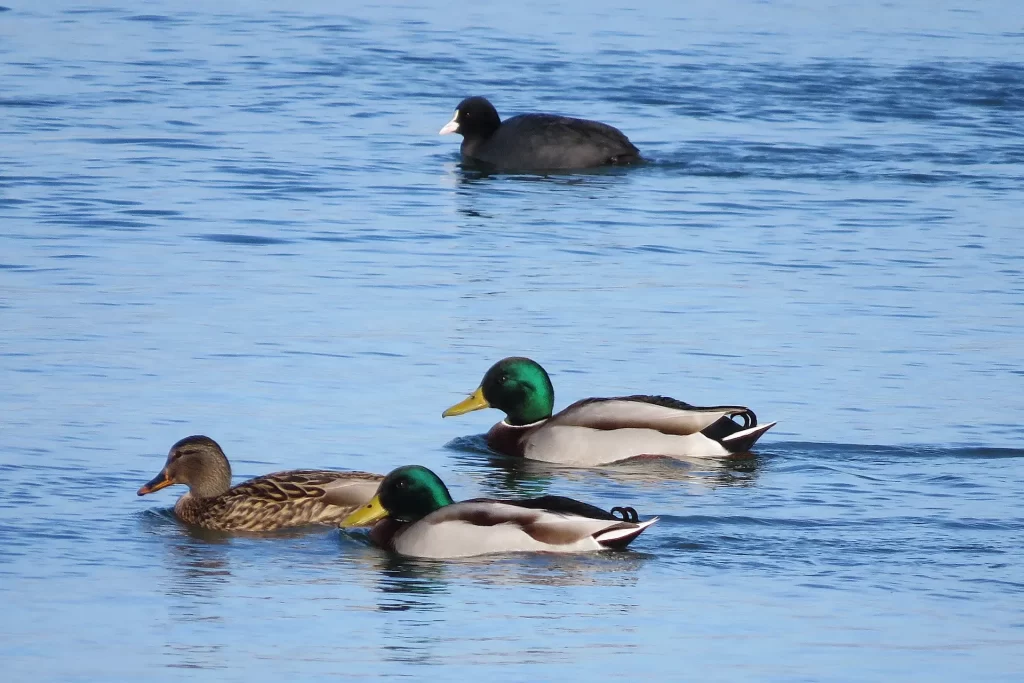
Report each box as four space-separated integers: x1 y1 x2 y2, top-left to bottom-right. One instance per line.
137 435 383 532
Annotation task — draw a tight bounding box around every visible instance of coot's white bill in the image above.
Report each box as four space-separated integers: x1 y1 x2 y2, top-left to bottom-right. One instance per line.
439 111 459 135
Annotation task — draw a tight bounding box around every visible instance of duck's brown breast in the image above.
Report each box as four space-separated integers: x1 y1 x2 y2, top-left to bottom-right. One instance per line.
486 421 537 458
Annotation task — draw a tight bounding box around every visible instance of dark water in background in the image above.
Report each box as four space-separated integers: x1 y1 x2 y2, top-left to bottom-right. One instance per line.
1 1 1022 680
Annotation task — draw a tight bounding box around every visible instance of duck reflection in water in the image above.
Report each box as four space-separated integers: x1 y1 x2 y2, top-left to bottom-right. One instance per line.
445 433 763 500
138 509 234 601
348 539 648 616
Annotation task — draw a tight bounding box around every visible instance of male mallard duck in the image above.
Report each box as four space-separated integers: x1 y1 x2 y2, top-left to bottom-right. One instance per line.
341 465 657 559
442 357 775 466
137 435 383 531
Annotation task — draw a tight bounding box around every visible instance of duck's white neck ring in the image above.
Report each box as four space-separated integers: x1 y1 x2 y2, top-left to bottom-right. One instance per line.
500 418 547 429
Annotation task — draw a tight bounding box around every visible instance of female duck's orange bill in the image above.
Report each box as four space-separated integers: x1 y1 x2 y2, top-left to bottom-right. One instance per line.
137 470 173 496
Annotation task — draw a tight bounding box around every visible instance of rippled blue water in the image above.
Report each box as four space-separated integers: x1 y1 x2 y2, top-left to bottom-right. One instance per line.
1 1 1022 680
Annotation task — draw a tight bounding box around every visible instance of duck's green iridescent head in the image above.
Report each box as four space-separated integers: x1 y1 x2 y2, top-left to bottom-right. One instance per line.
340 465 454 527
442 356 555 426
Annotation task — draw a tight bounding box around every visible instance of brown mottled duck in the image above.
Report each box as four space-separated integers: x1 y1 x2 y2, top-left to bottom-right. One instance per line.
137 435 383 531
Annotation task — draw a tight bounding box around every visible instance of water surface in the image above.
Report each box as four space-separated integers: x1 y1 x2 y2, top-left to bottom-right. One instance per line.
1 1 1022 680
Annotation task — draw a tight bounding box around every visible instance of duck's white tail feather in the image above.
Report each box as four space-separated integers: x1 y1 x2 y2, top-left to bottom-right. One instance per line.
594 517 658 549
721 421 777 453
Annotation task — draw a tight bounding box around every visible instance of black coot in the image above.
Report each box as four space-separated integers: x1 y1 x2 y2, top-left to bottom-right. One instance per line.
439 96 641 171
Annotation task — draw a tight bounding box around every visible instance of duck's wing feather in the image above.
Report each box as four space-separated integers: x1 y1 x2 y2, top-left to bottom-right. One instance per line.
500 495 621 520
548 396 757 435
225 470 382 508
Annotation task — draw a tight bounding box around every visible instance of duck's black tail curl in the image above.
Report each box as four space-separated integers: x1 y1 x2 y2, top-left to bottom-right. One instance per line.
610 506 640 523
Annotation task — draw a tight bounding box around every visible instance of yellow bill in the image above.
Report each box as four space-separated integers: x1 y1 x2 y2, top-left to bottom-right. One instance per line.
340 495 389 528
442 387 490 417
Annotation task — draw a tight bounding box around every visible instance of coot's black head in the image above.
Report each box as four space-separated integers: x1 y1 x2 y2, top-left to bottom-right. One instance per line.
439 96 502 141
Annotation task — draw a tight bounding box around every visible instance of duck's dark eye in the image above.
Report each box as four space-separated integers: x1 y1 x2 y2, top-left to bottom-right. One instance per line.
500 374 509 383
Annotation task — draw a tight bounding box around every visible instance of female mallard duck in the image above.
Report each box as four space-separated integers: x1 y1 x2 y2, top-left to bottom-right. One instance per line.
442 357 775 466
137 435 383 532
342 465 657 559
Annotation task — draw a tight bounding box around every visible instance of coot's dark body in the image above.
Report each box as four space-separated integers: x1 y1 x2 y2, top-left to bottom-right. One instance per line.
439 96 640 172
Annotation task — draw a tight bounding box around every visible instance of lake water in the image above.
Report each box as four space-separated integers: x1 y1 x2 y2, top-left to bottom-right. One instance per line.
1 0 1022 680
